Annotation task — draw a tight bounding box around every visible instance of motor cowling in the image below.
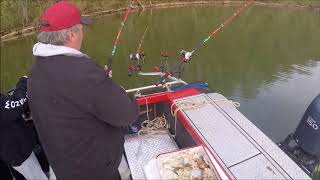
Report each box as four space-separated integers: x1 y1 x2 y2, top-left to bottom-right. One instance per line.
294 94 320 158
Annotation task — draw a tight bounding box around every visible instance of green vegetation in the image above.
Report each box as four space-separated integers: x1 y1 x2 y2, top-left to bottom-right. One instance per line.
0 0 125 34
1 0 319 36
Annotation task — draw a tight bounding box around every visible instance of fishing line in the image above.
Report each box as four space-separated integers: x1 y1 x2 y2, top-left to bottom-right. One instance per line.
137 25 149 53
190 0 255 56
157 0 254 84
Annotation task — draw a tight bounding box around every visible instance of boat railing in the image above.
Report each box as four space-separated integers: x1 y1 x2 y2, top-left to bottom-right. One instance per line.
125 72 187 94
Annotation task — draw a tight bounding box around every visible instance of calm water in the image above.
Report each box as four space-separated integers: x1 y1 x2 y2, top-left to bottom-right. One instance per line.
1 5 319 142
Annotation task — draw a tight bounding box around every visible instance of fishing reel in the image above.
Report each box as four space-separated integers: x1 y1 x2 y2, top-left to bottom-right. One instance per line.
155 50 192 85
180 50 193 62
128 52 145 77
152 51 169 73
169 50 192 78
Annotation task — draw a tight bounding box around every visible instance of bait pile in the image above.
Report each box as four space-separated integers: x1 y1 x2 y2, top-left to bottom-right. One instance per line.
157 146 219 180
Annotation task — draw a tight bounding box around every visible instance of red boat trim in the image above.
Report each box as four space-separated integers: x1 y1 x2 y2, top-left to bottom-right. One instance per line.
167 88 199 100
137 92 168 105
136 88 199 106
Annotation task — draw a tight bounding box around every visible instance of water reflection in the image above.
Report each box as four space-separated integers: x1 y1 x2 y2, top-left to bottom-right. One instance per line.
234 60 320 141
1 5 319 141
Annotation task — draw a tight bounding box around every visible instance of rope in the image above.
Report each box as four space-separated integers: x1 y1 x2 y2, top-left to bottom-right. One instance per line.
136 94 240 137
138 115 171 136
145 97 150 121
171 98 240 117
137 96 171 136
170 98 240 137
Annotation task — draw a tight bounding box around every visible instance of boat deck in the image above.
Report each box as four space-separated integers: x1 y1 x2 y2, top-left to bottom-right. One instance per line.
174 93 310 179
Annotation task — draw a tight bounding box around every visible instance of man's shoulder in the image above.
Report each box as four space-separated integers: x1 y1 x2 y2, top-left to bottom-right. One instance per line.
35 55 98 69
35 54 93 62
33 54 108 81
62 56 107 82
56 54 94 63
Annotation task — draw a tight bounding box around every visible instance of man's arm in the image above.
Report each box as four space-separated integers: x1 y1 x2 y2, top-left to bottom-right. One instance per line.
89 70 139 127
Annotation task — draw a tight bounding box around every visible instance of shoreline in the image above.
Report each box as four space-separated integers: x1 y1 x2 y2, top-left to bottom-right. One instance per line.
1 0 319 42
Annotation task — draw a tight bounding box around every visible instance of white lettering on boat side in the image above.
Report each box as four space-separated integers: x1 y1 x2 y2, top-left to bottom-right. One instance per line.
307 116 318 130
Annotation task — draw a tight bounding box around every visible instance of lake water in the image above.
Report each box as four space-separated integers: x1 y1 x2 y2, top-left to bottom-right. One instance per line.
1 4 319 142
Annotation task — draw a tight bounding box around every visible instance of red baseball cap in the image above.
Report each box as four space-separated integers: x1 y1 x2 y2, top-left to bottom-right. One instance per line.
40 1 91 32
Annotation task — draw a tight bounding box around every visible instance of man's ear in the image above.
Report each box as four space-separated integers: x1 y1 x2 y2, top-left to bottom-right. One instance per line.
65 30 74 44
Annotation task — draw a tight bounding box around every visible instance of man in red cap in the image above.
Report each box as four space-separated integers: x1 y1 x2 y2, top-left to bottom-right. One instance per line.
28 1 139 179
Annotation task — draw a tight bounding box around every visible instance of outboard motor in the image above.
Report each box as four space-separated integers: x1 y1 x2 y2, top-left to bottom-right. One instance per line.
279 94 320 176
295 94 320 157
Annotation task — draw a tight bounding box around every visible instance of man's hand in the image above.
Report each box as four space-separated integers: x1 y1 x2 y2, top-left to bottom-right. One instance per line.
104 65 112 78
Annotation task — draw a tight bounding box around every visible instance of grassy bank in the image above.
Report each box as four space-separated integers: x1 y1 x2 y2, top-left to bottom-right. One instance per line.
1 0 319 38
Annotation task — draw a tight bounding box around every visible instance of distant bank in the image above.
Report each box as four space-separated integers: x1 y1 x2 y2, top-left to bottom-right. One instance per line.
1 0 319 42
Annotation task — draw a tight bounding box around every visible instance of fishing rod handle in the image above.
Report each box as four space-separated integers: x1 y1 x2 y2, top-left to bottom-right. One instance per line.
106 56 113 77
107 56 113 69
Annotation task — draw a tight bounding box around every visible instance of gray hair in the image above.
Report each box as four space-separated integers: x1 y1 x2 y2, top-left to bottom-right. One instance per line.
37 24 82 45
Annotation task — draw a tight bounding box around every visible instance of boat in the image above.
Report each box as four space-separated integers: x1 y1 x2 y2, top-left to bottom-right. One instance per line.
6 71 318 179
118 73 315 179
116 1 319 178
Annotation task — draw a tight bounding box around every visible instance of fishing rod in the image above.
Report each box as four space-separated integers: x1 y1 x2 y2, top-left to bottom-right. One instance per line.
128 25 150 76
156 0 255 84
106 0 136 76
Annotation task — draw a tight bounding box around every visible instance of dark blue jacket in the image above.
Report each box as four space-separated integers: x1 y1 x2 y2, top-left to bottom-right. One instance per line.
28 54 139 180
0 77 37 166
